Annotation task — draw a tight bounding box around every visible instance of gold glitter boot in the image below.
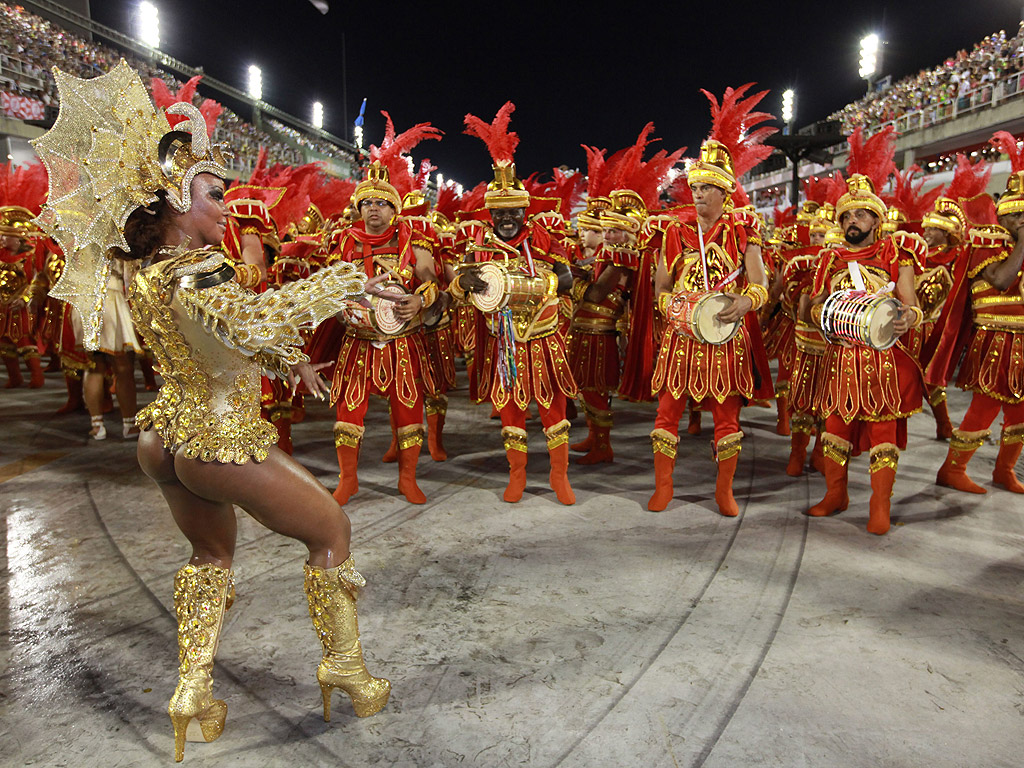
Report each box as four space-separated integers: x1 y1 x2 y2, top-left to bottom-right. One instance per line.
168 563 232 762
304 558 390 721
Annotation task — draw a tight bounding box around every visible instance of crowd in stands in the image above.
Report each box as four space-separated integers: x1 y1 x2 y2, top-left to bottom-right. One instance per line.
833 23 1024 133
0 3 356 175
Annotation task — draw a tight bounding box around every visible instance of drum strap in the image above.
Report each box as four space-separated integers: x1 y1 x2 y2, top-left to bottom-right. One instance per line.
847 260 867 292
522 240 537 277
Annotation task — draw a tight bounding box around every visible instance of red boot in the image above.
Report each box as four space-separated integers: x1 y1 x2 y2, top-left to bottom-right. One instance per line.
808 434 850 516
647 429 678 512
570 417 595 453
545 420 575 505
786 431 810 477
426 396 448 461
775 388 791 436
501 427 528 503
396 428 426 504
576 424 614 464
936 429 987 494
332 422 363 506
25 353 44 388
381 410 398 463
55 373 84 414
930 390 953 440
809 431 826 474
867 444 899 535
714 433 743 517
686 404 702 435
992 433 1024 493
3 352 23 388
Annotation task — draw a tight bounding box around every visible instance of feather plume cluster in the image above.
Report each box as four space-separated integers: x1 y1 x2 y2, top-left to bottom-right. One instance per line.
0 161 49 213
463 102 519 165
845 125 897 191
884 165 943 223
581 123 685 208
700 83 778 178
150 75 222 138
369 111 442 198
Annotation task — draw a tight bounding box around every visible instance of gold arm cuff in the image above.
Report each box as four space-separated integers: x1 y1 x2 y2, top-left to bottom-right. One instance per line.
906 305 924 329
415 281 439 309
741 283 769 312
448 275 468 302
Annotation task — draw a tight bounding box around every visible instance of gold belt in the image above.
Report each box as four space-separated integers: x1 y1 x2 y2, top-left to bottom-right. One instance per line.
346 324 421 342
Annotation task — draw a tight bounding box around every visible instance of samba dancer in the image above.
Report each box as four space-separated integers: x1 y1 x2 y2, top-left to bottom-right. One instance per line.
32 62 389 762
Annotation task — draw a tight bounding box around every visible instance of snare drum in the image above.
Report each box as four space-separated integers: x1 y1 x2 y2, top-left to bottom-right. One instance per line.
667 291 741 345
468 262 554 313
369 281 410 336
819 289 900 351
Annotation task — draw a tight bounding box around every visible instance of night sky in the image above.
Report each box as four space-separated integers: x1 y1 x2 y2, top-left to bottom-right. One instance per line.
91 0 1023 185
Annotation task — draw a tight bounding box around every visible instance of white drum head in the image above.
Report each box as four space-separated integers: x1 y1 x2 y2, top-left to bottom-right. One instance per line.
867 298 899 349
372 284 408 335
470 262 508 313
695 293 741 344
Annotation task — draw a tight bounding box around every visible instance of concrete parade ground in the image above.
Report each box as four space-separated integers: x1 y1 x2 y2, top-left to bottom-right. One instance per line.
1 364 1022 768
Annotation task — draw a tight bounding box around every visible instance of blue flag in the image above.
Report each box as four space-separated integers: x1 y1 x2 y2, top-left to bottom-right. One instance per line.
354 98 366 128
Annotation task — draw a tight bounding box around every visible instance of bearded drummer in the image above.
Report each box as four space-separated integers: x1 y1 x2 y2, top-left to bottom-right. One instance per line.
320 159 441 506
805 173 925 535
452 102 578 505
648 139 773 516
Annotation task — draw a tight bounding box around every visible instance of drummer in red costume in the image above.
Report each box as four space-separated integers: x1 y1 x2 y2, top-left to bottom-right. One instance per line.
648 85 776 516
806 162 925 535
933 132 1024 495
452 102 578 505
320 116 443 506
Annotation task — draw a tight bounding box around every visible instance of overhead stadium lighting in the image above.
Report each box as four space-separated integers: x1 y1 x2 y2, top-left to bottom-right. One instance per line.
312 101 324 130
138 1 159 49
247 65 262 101
859 33 880 79
781 89 795 124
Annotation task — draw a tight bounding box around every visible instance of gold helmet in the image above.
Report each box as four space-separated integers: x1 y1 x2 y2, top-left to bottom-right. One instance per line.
0 205 41 238
836 174 886 221
687 140 736 194
352 161 402 212
600 189 647 233
922 198 966 241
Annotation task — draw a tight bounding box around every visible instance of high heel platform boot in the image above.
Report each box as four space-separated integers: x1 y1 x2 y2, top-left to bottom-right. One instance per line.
168 563 231 762
304 558 390 721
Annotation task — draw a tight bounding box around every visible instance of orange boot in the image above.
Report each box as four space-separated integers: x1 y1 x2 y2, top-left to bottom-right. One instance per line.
381 409 398 463
809 431 826 474
714 432 743 517
929 388 952 440
396 426 427 504
332 422 363 506
544 419 575 505
55 372 84 414
867 443 899 535
647 429 678 512
25 351 44 388
936 429 988 494
786 429 811 477
686 402 702 435
571 416 595 453
992 428 1024 493
3 348 23 388
425 395 448 461
808 434 851 516
576 408 613 464
501 427 528 502
775 384 791 436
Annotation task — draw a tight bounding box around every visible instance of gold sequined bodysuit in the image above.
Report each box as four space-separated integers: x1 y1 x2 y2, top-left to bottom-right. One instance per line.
129 247 364 464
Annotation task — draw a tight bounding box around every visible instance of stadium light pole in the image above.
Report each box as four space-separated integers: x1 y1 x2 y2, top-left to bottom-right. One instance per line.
781 89 797 205
312 101 324 131
137 1 159 50
859 33 881 95
247 65 263 129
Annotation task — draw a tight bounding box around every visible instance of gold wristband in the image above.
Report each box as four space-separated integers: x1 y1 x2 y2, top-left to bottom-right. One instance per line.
906 305 924 328
415 281 439 309
810 302 824 328
233 263 261 289
448 274 468 302
741 282 769 312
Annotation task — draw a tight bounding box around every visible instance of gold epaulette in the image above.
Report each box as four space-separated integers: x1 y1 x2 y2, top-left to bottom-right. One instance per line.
967 225 1012 249
731 208 759 229
783 253 818 282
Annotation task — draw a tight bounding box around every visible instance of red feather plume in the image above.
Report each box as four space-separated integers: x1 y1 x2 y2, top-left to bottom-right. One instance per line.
773 203 797 228
884 165 943 223
368 111 442 199
434 183 461 221
845 125 897 191
946 153 996 226
150 75 222 137
700 83 778 178
463 102 519 165
990 131 1024 172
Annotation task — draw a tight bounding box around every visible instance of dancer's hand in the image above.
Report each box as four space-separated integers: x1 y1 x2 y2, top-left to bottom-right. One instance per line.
394 293 423 321
892 305 911 336
289 361 333 400
716 293 752 323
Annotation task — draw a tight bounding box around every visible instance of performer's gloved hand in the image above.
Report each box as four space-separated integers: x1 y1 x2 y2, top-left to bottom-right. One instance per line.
288 361 333 400
716 292 753 323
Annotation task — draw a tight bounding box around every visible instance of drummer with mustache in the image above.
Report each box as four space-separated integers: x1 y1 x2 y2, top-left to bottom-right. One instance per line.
806 173 925 535
648 139 774 516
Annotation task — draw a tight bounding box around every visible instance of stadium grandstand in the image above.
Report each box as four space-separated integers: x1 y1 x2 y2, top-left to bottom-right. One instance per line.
746 20 1024 217
0 1 362 178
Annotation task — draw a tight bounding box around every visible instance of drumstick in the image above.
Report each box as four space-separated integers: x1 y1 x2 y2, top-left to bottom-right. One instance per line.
696 220 710 291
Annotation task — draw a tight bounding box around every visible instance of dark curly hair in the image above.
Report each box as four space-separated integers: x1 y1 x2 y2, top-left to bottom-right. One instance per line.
110 192 174 261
